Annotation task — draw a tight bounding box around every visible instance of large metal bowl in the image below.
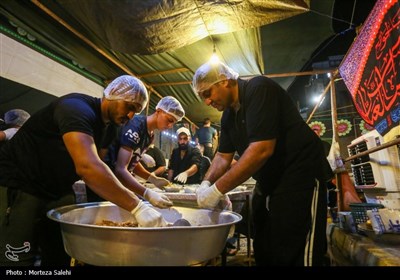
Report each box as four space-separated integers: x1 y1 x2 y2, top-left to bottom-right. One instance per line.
47 202 242 266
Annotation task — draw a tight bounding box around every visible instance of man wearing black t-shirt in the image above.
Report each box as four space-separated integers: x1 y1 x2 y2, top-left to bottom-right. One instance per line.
0 76 167 266
312 128 337 218
192 62 333 266
168 127 202 185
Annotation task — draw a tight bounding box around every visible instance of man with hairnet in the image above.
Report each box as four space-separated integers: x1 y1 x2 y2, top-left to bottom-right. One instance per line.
0 109 30 142
0 75 167 266
167 127 202 185
100 96 185 209
192 62 333 266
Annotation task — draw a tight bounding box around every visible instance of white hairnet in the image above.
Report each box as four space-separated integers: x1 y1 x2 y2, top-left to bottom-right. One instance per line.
192 61 239 95
4 109 30 126
156 96 185 121
104 75 148 113
176 127 191 137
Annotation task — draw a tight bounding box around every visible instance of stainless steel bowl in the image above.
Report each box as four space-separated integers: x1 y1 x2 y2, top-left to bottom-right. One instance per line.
47 202 242 266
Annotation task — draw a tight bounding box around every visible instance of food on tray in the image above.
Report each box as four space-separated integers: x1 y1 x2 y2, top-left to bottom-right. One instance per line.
184 186 196 193
96 219 138 227
164 184 183 193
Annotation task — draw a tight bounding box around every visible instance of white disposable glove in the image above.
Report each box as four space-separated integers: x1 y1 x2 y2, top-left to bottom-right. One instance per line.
174 171 188 184
141 153 156 168
220 194 232 211
147 173 170 189
144 188 173 209
130 200 167 227
196 183 224 209
199 180 211 189
196 180 211 199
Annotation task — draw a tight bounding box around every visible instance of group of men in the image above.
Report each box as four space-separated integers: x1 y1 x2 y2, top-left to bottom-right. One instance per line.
0 61 332 267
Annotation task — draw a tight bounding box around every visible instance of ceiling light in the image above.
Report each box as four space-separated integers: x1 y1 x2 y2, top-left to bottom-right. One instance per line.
313 94 325 104
209 44 219 64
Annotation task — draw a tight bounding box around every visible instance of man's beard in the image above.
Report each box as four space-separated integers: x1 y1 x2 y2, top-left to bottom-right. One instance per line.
179 143 188 150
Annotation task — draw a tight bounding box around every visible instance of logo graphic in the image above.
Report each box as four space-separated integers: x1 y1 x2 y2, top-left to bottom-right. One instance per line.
125 129 140 144
5 242 31 262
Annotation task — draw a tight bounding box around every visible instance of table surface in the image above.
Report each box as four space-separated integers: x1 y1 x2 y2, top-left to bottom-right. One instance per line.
164 189 253 200
327 224 400 266
72 180 254 213
163 188 253 213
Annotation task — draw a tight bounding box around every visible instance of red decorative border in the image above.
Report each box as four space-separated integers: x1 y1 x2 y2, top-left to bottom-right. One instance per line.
339 0 395 95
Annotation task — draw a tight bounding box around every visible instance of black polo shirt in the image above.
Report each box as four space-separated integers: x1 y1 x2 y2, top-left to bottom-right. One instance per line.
219 77 332 195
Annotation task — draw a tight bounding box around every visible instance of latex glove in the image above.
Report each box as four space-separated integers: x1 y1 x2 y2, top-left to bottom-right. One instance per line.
220 194 232 211
144 188 173 209
148 173 170 189
196 183 224 209
141 154 156 168
199 180 211 189
196 180 211 196
131 200 167 227
174 172 188 184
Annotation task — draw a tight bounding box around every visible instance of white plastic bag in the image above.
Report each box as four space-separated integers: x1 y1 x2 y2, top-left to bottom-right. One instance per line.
327 138 345 172
141 153 156 168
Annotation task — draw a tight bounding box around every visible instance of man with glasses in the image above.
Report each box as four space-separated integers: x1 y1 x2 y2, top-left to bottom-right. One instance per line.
192 62 333 266
167 127 202 185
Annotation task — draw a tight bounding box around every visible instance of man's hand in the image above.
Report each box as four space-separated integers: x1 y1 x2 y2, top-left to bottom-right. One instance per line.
131 200 167 227
148 173 170 189
196 183 224 209
174 172 188 184
220 194 232 211
199 180 211 189
144 188 173 209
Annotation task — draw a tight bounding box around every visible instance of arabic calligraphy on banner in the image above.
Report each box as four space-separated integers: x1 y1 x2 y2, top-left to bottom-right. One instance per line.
339 0 400 136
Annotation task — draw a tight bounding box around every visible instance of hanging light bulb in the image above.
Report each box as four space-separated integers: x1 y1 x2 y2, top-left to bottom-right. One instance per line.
209 44 219 64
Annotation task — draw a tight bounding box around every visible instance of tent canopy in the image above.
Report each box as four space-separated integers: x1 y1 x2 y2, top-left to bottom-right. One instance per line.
0 0 375 125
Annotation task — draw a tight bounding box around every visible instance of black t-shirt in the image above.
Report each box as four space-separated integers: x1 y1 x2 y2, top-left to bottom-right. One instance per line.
219 77 332 195
105 115 154 171
168 145 201 184
0 93 113 199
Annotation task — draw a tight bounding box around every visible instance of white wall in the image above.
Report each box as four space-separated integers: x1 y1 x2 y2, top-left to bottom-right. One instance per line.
0 34 104 98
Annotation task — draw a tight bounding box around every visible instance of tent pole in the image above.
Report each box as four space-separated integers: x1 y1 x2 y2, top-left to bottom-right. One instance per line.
329 70 345 212
330 70 339 143
146 92 151 116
